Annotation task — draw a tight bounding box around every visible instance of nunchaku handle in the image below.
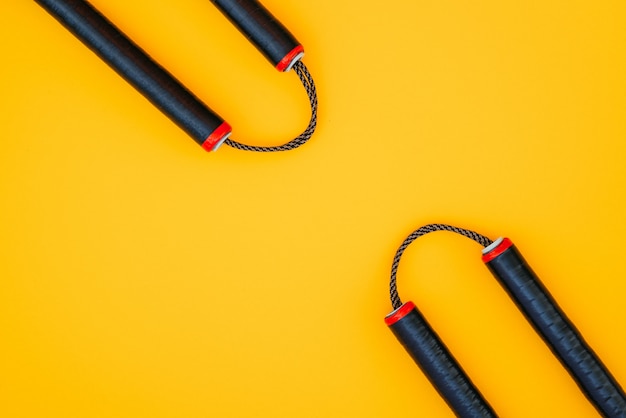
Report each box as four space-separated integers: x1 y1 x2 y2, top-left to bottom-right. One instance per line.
210 0 304 72
483 238 626 417
35 0 231 152
36 0 304 151
386 303 497 417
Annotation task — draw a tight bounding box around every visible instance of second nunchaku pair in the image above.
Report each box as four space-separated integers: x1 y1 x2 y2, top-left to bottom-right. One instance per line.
36 1 626 416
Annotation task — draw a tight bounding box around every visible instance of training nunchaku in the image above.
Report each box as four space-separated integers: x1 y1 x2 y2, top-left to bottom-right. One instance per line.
36 0 625 416
35 0 317 153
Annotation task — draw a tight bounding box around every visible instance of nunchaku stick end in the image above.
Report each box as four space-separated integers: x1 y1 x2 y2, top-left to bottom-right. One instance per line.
384 301 415 327
386 224 626 417
276 45 305 72
480 237 511 262
201 121 232 152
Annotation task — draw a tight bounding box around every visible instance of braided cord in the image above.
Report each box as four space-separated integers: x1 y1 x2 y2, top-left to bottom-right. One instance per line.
225 60 317 152
390 224 493 310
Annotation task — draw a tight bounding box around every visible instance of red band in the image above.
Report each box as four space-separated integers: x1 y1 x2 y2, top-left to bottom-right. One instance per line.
384 301 416 326
202 121 232 152
276 45 304 72
482 237 513 263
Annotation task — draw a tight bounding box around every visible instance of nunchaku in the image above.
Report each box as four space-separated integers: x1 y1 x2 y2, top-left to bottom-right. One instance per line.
385 224 626 417
35 0 317 152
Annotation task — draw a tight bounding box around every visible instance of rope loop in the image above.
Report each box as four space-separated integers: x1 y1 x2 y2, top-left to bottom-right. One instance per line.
225 61 318 152
390 223 493 309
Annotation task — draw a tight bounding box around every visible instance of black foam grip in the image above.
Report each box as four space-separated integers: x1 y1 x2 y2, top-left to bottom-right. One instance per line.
36 0 225 147
210 0 301 69
388 304 497 418
485 244 626 418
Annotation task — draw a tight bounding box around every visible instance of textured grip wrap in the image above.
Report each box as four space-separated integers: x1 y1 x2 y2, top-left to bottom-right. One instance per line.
36 0 229 151
210 0 303 71
484 239 626 418
386 302 497 418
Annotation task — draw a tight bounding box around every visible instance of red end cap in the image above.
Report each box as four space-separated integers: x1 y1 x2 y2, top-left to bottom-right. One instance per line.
276 45 304 72
202 121 232 152
482 237 514 263
385 301 416 326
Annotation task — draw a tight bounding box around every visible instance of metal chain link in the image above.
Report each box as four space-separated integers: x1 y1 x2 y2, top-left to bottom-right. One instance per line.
225 60 317 152
390 224 494 310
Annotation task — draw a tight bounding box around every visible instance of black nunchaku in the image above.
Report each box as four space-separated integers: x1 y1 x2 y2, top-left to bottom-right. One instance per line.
35 0 317 152
386 224 626 417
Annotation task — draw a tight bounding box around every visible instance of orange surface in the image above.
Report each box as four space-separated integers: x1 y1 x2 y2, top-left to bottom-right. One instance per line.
1 1 625 417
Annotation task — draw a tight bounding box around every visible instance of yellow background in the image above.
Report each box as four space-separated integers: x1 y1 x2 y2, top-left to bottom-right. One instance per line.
1 0 625 416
